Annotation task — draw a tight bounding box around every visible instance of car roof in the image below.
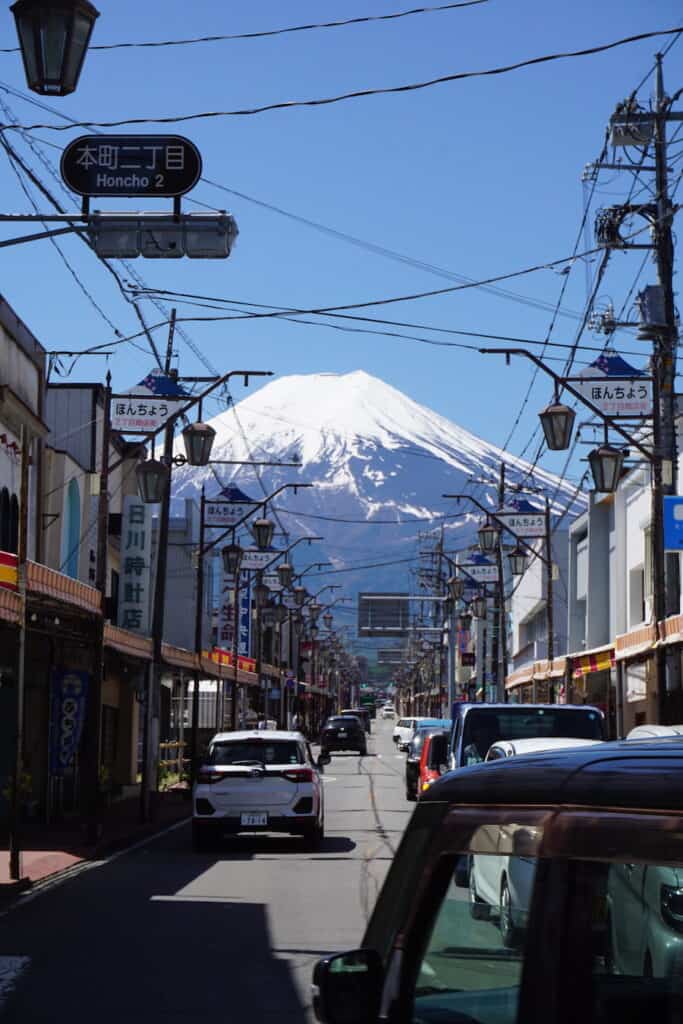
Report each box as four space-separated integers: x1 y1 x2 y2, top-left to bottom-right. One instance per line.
489 737 603 756
414 719 451 732
423 737 683 809
210 730 305 743
452 702 603 716
626 724 683 738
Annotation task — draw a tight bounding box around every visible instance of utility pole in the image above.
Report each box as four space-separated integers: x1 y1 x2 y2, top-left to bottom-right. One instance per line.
190 486 205 784
140 311 176 823
495 463 508 703
545 495 554 680
8 425 29 881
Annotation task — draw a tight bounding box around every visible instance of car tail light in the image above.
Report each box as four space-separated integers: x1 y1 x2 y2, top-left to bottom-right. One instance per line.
282 768 314 783
661 885 683 932
197 770 223 784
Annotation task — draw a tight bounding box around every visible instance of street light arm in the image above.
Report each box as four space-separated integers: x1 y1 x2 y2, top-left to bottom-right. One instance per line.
293 562 332 581
260 534 324 572
442 492 552 569
479 348 653 461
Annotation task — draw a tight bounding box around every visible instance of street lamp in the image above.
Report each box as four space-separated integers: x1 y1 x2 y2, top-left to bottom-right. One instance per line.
477 520 499 555
274 603 288 625
308 601 322 620
508 545 528 577
182 421 216 467
221 541 243 575
539 399 576 451
11 0 100 96
310 624 319 638
589 443 625 493
448 575 464 602
293 616 304 637
323 612 333 630
471 595 488 619
293 586 307 607
277 562 294 589
252 518 274 550
135 457 169 504
254 581 270 608
457 612 472 631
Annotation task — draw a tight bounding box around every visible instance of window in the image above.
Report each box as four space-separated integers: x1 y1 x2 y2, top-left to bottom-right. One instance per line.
461 708 604 764
208 740 303 766
61 478 81 579
413 850 538 1024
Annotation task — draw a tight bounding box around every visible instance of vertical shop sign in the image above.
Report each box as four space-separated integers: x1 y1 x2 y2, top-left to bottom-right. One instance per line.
119 495 152 634
49 670 90 776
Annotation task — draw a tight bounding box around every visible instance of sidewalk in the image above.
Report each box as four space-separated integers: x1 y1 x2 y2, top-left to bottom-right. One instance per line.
0 788 191 899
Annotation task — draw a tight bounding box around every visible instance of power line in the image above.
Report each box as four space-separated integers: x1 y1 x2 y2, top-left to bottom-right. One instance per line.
3 27 681 131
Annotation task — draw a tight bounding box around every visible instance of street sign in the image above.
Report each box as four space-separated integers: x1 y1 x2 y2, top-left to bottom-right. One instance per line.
263 572 283 592
496 500 545 538
111 368 191 434
240 548 279 571
205 500 257 528
460 561 499 583
664 496 683 551
60 134 202 198
358 594 410 637
573 351 651 418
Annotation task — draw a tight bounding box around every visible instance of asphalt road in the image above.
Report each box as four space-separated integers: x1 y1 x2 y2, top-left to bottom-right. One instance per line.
0 718 412 1022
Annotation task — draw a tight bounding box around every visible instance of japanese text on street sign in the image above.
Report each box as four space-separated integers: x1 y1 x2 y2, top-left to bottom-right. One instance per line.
495 510 545 538
119 496 152 634
460 562 499 582
110 395 186 434
576 376 652 417
60 135 202 198
205 500 257 528
262 572 283 592
240 548 279 571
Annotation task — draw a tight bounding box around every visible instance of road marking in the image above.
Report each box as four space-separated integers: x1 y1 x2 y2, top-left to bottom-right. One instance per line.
0 957 30 1009
322 777 337 782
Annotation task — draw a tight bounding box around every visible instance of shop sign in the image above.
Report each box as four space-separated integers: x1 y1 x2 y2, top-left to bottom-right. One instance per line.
205 500 256 528
111 369 191 434
240 548 279 571
664 497 683 551
49 669 89 777
496 509 544 538
238 575 251 658
262 572 283 592
217 573 236 650
573 351 651 418
460 561 498 583
119 496 152 634
0 550 18 592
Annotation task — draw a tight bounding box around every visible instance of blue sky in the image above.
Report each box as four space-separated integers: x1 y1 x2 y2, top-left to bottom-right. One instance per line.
0 0 680 485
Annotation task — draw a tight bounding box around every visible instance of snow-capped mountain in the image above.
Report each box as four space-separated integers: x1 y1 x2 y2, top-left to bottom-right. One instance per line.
171 370 584 603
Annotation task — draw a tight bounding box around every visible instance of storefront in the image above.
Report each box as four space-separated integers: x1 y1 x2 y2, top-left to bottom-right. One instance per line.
567 643 616 737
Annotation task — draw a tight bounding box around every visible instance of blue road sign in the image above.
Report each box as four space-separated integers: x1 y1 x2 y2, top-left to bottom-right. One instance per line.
663 496 683 551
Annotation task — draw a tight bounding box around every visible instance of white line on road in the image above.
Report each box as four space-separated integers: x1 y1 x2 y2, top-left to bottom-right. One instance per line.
0 957 30 1009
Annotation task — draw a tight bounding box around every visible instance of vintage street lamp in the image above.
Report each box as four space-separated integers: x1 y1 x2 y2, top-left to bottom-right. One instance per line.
308 601 322 621
135 457 169 504
252 517 274 550
589 443 625 493
310 624 319 638
293 615 304 637
221 541 243 576
274 603 288 625
254 581 270 608
323 612 333 630
182 421 216 467
293 586 307 607
508 545 528 577
262 602 276 629
11 0 100 96
448 575 465 602
471 595 488 619
478 520 499 555
457 612 472 631
277 562 294 589
539 398 576 451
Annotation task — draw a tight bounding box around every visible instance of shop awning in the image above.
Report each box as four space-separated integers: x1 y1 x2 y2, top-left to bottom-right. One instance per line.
660 614 683 647
571 644 615 679
0 586 21 626
104 624 153 661
27 560 101 615
615 623 657 661
161 642 197 672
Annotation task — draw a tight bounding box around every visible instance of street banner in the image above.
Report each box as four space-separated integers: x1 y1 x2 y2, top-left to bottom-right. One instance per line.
49 670 90 777
119 495 152 634
496 498 545 538
217 573 236 650
240 548 279 571
111 368 191 434
238 575 251 658
573 351 651 418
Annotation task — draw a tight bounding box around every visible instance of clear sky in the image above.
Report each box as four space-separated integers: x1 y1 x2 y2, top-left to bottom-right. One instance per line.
0 0 680 485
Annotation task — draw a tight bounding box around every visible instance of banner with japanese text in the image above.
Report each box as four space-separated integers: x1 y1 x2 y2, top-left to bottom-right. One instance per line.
49 669 90 777
119 495 152 634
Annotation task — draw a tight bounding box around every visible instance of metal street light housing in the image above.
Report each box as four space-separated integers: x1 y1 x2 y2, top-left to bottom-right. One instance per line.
252 518 274 551
135 458 169 504
478 520 499 554
293 615 304 637
539 401 576 451
277 562 294 589
11 0 99 96
471 595 488 619
221 542 243 576
589 443 625 493
254 582 270 608
182 421 216 467
323 612 333 630
293 586 307 607
508 545 528 577
448 575 465 602
308 601 322 620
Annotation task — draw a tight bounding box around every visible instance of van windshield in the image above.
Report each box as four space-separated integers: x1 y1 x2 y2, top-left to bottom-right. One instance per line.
461 708 604 765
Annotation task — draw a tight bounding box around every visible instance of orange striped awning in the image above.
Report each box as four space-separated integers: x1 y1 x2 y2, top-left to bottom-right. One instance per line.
572 647 615 679
0 550 18 592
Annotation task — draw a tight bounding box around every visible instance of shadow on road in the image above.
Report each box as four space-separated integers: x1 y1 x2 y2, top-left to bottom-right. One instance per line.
199 834 357 859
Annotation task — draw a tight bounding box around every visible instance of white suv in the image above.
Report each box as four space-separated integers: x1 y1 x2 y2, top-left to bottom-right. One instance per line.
192 730 328 852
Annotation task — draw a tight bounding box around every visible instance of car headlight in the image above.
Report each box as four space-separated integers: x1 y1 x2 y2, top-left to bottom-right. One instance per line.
661 885 683 932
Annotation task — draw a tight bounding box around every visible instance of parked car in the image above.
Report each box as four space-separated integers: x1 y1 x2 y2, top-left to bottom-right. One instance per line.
381 705 395 719
448 702 606 769
192 730 328 852
626 723 683 739
312 738 683 1024
405 721 451 801
484 736 604 762
320 715 367 756
340 707 372 734
416 729 450 798
393 716 434 750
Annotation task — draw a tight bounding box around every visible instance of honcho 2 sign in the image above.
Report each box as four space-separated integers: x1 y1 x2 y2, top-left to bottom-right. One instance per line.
60 134 202 198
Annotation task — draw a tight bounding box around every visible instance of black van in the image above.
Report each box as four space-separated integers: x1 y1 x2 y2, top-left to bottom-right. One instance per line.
312 738 683 1024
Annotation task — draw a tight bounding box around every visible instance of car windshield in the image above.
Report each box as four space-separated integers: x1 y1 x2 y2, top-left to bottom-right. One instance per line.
207 740 303 766
410 731 432 756
461 708 604 765
326 717 359 727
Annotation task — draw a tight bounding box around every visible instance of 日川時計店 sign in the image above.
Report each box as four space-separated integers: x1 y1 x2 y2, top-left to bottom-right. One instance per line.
60 135 202 198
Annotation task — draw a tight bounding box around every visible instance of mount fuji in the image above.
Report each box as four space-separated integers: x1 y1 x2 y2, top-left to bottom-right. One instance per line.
171 370 584 606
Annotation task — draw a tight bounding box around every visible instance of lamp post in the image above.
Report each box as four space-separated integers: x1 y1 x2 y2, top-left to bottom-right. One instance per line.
11 0 100 96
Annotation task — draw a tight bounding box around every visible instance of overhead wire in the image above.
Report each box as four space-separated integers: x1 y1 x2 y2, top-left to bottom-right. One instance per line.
1 27 681 132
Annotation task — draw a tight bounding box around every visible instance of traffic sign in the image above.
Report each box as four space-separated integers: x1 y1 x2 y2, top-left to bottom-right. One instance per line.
664 496 683 551
60 134 202 198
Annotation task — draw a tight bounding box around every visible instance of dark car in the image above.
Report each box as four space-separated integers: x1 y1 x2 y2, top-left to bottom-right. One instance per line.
405 721 450 802
312 738 683 1024
320 715 367 756
341 707 372 734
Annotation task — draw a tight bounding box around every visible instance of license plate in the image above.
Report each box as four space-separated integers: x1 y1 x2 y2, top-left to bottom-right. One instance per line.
338 730 347 736
241 813 268 827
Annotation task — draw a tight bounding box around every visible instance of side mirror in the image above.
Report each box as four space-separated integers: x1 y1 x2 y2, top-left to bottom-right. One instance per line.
312 949 382 1024
317 753 332 768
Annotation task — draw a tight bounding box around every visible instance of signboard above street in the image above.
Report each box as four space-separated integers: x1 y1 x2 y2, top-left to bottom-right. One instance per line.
61 134 202 198
205 500 257 529
110 369 191 434
573 351 651 419
240 548 279 571
496 499 545 538
358 594 410 637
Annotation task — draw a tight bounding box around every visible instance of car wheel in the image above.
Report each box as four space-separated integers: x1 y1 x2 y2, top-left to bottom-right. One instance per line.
469 860 490 920
192 821 216 853
303 820 324 852
499 877 520 948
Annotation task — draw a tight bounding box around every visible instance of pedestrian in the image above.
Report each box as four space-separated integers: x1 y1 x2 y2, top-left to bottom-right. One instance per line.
292 711 302 733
